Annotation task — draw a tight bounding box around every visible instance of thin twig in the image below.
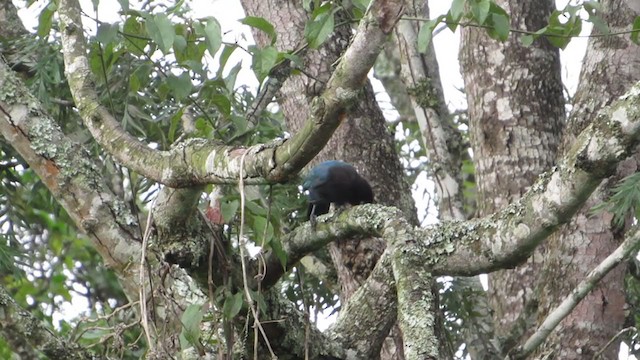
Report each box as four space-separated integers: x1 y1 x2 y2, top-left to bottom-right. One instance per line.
72 300 140 341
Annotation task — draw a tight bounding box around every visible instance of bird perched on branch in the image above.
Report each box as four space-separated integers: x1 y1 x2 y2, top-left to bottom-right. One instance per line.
302 160 374 226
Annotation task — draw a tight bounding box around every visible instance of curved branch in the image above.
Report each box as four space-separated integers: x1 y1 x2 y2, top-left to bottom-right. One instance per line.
0 50 213 358
264 74 640 277
57 0 404 187
0 59 143 297
258 81 640 351
438 84 640 275
328 250 398 358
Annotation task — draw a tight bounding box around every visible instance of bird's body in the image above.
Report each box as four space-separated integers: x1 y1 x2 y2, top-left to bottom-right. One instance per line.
302 161 374 222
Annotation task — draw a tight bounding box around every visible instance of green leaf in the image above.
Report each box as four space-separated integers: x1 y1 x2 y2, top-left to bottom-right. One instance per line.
270 238 288 270
173 34 187 53
241 16 277 44
203 17 222 57
589 14 609 35
169 109 182 143
231 114 249 138
545 12 572 49
118 0 129 12
520 34 534 46
353 0 372 12
123 17 148 55
223 292 244 319
146 13 175 54
568 16 583 37
252 217 274 245
180 304 203 349
489 13 509 41
166 72 193 101
545 33 570 49
417 18 439 54
303 0 313 12
470 0 490 24
167 0 186 15
211 94 231 117
592 172 640 227
275 53 301 70
245 200 267 216
250 289 268 313
224 63 242 92
194 117 213 138
251 45 279 83
449 0 465 22
96 23 119 45
217 44 238 78
220 200 239 222
130 64 151 91
304 4 335 48
37 2 57 38
583 0 601 14
445 11 459 32
81 329 110 340
632 16 640 45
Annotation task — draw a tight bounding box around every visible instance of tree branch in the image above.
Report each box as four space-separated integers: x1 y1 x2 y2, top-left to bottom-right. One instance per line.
438 83 640 275
328 250 398 358
263 80 640 280
394 0 497 355
255 83 640 356
0 57 206 356
0 59 142 297
57 0 404 187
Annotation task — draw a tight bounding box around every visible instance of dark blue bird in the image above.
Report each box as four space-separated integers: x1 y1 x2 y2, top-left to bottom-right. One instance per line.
302 161 374 224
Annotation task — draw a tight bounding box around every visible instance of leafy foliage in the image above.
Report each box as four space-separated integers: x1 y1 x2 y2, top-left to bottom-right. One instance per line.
418 0 623 51
2 0 297 356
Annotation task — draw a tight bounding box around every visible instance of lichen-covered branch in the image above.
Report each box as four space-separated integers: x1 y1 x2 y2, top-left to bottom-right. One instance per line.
390 222 439 359
259 289 347 359
328 250 398 358
0 59 142 296
261 211 384 288
267 77 640 277
0 58 200 356
57 0 404 187
394 1 496 356
438 83 640 275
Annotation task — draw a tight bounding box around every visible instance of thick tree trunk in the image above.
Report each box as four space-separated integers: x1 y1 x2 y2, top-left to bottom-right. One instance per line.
459 0 565 347
535 0 640 357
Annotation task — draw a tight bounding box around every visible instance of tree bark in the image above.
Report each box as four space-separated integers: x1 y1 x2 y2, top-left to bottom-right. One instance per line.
459 0 565 350
536 0 640 357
